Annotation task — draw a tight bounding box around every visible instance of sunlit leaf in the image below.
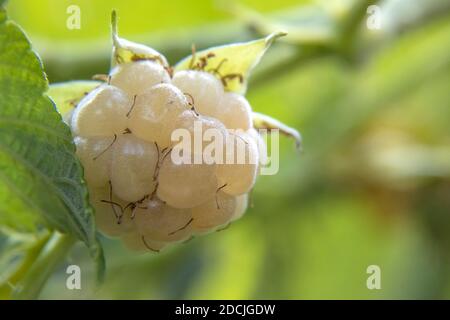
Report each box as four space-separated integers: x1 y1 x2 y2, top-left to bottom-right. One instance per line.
174 32 286 94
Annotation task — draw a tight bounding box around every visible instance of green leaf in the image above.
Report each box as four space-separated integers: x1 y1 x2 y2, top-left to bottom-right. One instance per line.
0 7 104 280
174 32 286 94
48 80 101 117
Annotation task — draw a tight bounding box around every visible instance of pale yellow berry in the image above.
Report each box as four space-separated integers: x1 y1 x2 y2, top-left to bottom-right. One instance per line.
216 92 252 130
231 193 249 221
157 158 218 208
192 192 236 232
248 128 268 173
134 199 193 242
71 85 131 137
110 135 158 202
90 187 135 237
172 111 228 164
172 70 223 118
216 131 259 195
110 61 170 96
129 83 188 148
74 136 113 188
121 232 167 253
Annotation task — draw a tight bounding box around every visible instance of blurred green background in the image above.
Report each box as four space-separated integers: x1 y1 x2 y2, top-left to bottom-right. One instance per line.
5 0 450 299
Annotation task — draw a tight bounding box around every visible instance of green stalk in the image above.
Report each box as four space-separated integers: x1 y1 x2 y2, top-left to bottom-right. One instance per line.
0 232 50 298
13 232 76 300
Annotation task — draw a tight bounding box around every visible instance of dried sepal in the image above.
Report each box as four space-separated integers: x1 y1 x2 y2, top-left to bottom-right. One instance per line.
110 10 169 69
252 111 302 150
174 32 287 94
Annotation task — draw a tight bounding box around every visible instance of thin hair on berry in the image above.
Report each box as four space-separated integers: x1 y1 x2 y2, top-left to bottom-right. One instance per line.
92 134 117 160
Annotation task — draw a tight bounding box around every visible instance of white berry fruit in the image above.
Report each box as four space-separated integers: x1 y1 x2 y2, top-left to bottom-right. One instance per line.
74 136 113 188
89 187 135 237
192 191 236 232
134 199 193 242
231 194 249 222
110 135 158 202
173 111 228 163
248 128 268 173
71 61 270 253
129 83 188 148
157 159 218 209
122 232 167 253
216 92 252 130
172 70 223 117
216 131 259 195
110 60 171 96
71 85 131 137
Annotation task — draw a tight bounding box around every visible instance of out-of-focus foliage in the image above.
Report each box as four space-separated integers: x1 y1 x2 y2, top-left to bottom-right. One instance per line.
5 0 450 299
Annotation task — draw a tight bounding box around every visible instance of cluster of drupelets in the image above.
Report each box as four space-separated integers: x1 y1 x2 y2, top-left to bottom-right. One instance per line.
69 57 267 252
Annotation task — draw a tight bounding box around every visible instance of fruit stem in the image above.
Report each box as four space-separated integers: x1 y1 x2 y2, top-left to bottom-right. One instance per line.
13 232 76 300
